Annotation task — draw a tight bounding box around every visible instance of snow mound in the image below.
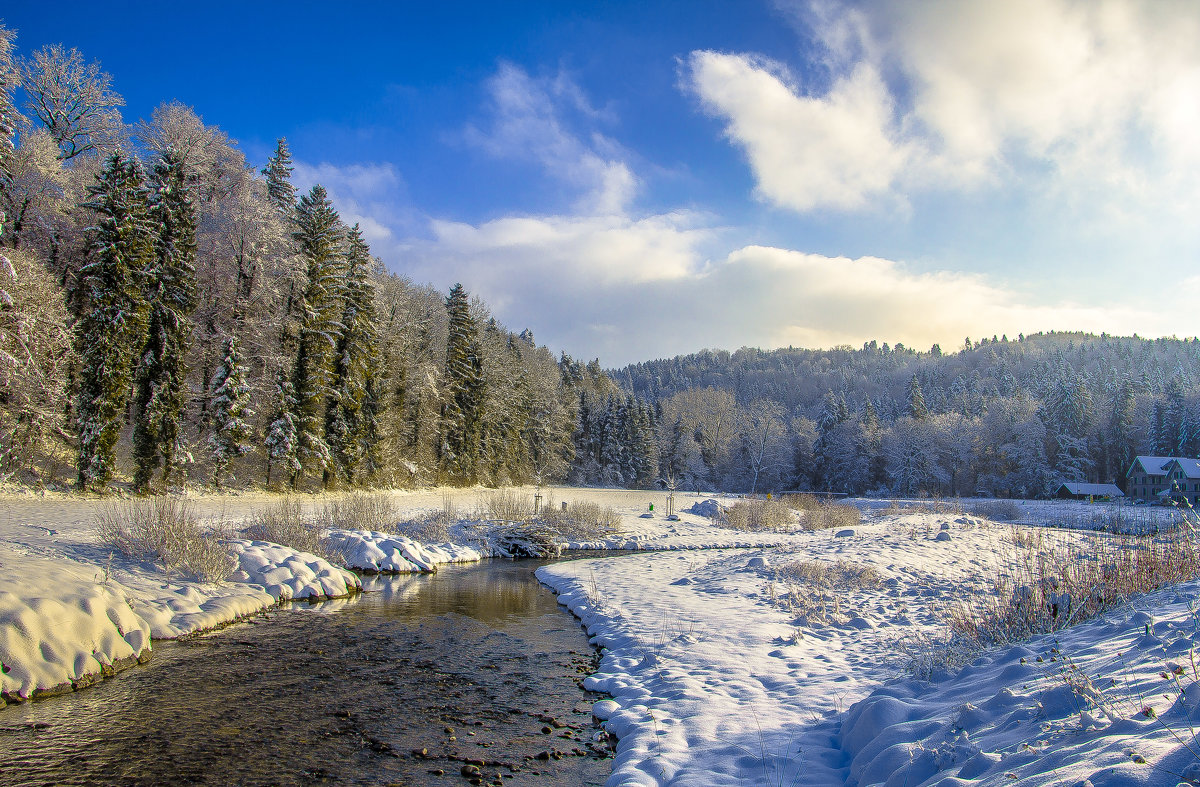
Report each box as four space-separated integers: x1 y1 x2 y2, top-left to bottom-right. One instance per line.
688 499 724 517
0 570 151 703
327 529 483 572
227 540 361 600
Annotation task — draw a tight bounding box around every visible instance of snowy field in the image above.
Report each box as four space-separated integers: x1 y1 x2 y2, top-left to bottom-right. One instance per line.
3 487 1200 785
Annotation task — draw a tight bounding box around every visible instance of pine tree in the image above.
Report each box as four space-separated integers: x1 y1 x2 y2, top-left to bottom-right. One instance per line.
907 375 929 420
289 184 343 485
326 224 379 485
132 151 198 490
208 336 254 488
264 371 300 487
262 137 296 213
76 151 153 491
440 283 484 480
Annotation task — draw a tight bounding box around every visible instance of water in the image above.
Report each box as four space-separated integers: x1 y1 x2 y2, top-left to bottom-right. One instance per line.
0 558 615 787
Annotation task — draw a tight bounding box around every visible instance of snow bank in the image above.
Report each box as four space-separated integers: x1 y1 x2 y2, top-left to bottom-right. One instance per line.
327 528 483 572
841 582 1200 786
0 536 361 704
0 557 151 704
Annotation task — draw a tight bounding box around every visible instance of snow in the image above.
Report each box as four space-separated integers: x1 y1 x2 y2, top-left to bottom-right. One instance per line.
3 486 1200 786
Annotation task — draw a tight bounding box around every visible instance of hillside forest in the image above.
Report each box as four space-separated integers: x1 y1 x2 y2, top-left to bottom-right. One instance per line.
1 24 1197 499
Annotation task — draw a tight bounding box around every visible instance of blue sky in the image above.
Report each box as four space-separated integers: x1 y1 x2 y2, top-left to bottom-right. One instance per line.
5 1 1199 365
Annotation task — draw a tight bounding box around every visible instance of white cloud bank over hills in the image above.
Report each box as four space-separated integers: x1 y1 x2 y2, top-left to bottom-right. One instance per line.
294 1 1200 366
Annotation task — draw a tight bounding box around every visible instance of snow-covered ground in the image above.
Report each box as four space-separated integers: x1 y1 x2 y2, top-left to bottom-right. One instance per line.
3 487 1199 785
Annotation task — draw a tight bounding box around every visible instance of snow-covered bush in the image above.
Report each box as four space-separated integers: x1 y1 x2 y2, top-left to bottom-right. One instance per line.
95 497 234 583
478 489 534 522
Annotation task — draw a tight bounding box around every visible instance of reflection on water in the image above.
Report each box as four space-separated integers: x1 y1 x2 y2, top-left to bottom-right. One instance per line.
0 558 613 787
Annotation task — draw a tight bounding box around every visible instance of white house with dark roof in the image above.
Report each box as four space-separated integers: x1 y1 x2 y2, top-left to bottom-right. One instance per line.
1126 456 1200 504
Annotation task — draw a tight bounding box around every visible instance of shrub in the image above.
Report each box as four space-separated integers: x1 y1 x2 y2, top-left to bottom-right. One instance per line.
717 498 795 531
478 489 534 522
970 499 1023 521
536 500 623 541
774 559 882 590
393 495 460 542
317 491 398 532
782 494 861 530
96 496 234 583
244 497 340 562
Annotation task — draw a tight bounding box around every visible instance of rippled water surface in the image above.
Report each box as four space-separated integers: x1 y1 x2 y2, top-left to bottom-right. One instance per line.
0 558 614 787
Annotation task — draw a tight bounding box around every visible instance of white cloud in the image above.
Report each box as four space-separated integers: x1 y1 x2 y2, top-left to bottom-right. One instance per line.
691 0 1200 213
689 52 906 211
464 63 637 214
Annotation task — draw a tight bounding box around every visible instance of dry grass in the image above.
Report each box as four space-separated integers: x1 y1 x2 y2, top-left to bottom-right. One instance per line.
96 497 235 583
947 525 1200 649
477 489 534 522
782 493 862 530
716 498 795 531
769 558 881 625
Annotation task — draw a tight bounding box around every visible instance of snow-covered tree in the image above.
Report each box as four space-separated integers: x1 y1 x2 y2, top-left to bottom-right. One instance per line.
326 223 379 485
132 150 198 490
440 282 483 480
76 151 152 490
0 22 22 241
207 336 253 488
21 44 125 160
262 137 295 214
264 371 299 487
288 184 343 485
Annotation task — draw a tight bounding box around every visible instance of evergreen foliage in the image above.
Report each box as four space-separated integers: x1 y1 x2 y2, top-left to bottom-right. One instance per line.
288 184 343 485
440 283 484 480
262 137 295 213
76 151 152 491
132 151 198 490
207 336 253 489
264 371 300 487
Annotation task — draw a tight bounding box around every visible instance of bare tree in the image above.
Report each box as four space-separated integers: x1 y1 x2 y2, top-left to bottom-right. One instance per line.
21 44 125 161
136 102 245 202
1 129 68 249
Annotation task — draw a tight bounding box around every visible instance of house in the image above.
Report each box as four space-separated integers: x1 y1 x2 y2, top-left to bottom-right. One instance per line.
1054 482 1124 500
1126 456 1200 503
1162 458 1200 506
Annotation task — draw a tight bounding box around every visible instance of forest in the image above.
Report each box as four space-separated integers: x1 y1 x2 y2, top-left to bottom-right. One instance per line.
1 21 1197 500
0 23 617 493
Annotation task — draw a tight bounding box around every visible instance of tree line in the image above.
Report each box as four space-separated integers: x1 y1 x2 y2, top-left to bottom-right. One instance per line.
602 334 1200 496
0 22 604 492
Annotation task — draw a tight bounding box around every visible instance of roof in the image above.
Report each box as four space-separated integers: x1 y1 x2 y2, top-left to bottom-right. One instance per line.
1128 456 1177 477
1166 458 1200 479
1056 482 1125 497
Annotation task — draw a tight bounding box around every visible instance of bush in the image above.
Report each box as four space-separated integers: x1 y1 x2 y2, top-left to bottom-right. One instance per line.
393 495 460 542
478 490 534 522
96 496 234 583
536 500 623 541
317 492 398 532
781 494 861 530
970 499 1023 521
244 497 340 562
717 498 795 531
768 559 881 625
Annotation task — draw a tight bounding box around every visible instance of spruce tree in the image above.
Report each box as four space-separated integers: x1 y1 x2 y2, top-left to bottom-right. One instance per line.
208 336 254 489
440 283 484 480
132 151 198 490
76 151 153 491
264 371 300 487
289 184 343 485
262 137 296 213
907 375 929 420
326 224 379 484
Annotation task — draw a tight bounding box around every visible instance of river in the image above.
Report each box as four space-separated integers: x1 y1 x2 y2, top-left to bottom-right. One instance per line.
0 557 615 787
